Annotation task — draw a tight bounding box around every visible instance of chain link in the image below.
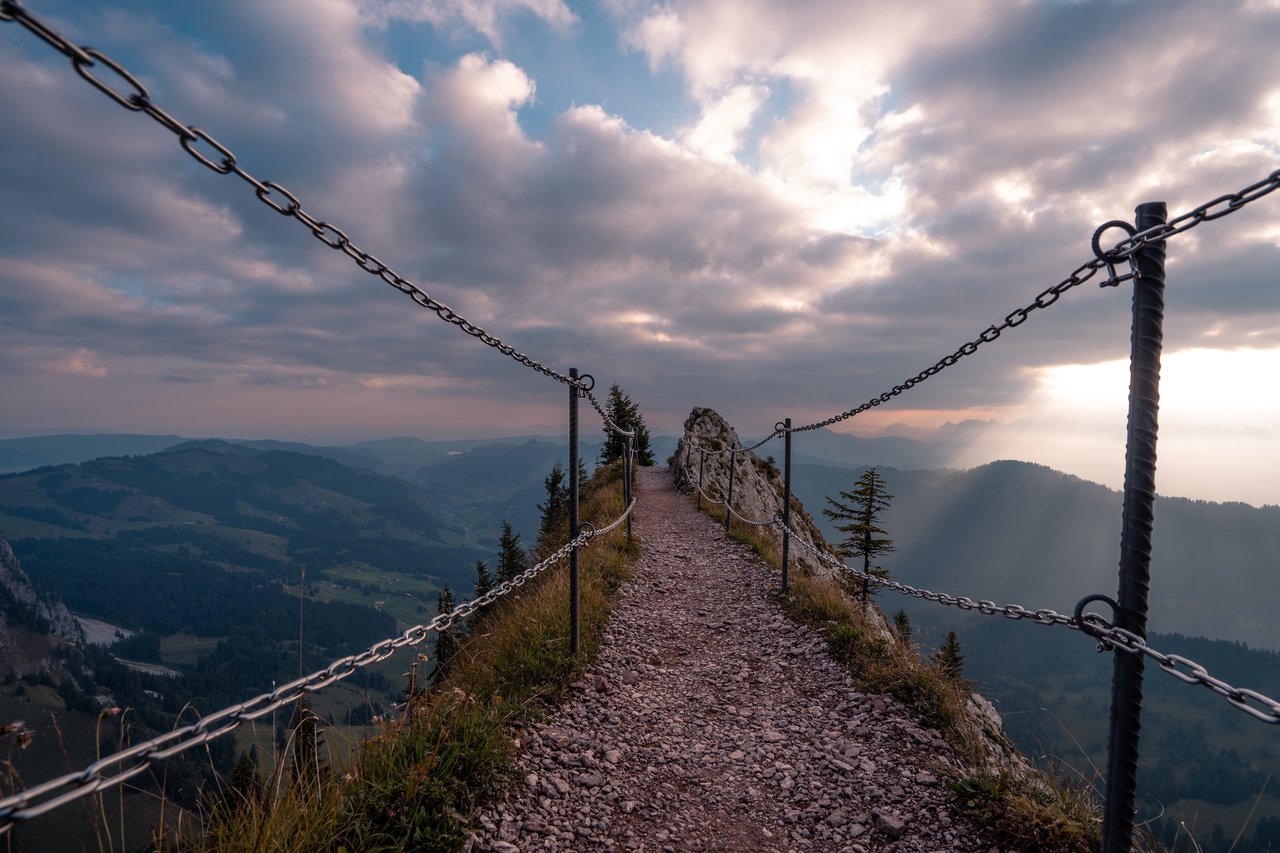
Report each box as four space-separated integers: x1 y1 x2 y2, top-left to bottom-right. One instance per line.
689 479 777 528
0 0 636 437
0 501 632 828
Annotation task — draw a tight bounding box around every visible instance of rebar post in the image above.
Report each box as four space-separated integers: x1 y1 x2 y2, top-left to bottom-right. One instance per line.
1102 201 1167 853
781 418 792 593
568 367 581 658
623 429 634 541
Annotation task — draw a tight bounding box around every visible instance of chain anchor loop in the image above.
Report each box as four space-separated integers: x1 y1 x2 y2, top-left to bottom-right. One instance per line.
1091 220 1141 288
1074 593 1120 649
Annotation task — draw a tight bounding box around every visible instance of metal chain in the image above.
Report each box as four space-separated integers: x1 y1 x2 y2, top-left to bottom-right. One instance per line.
789 256 1109 432
1109 168 1280 260
727 502 777 527
0 0 636 437
689 478 777 528
780 519 1280 723
685 431 780 457
788 165 1280 434
780 519 1080 628
571 374 634 438
694 481 726 508
0 501 632 828
1088 626 1280 724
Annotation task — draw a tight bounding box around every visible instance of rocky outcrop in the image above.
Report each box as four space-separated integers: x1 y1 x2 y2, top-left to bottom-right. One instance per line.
0 534 83 649
670 407 833 579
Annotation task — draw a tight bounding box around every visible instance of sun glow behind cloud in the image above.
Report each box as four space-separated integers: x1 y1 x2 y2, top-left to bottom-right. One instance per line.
949 348 1280 506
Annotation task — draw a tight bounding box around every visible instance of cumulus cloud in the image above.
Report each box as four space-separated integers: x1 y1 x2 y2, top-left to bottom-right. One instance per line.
1 0 1278 502
359 0 577 45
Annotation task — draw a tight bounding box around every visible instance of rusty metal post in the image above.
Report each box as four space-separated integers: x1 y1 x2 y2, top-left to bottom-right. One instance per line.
1102 202 1167 853
781 418 792 593
725 449 736 534
568 367 581 658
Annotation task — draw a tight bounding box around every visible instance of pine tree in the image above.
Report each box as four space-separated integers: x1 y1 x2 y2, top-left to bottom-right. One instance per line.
496 521 529 583
227 749 261 804
577 456 591 494
535 462 570 555
892 609 912 643
599 384 654 467
822 467 895 606
432 585 458 685
473 560 493 598
934 630 964 679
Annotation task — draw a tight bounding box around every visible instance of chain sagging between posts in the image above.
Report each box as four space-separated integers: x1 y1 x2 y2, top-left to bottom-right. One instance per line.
777 517 1280 723
0 499 634 829
0 0 638 439
781 169 1280 437
0 3 644 830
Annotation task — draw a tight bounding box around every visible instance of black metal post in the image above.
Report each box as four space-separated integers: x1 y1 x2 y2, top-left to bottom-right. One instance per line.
1101 202 1166 853
568 368 581 658
697 448 706 509
623 429 633 541
781 418 792 593
725 449 736 534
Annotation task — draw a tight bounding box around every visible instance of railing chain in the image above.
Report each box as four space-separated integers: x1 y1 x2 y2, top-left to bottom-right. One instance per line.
0 0 635 439
780 518 1280 724
0 499 634 829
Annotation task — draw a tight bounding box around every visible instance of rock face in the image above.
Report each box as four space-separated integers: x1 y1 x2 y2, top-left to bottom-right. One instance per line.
670 407 832 580
0 534 83 656
670 408 896 641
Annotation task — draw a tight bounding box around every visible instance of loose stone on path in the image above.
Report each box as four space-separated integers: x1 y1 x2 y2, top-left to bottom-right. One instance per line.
468 467 997 852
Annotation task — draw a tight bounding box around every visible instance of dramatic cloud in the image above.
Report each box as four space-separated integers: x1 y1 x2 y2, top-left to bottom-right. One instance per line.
1 0 1277 501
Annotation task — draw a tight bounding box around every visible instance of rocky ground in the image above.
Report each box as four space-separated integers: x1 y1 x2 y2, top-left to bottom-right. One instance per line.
468 468 1000 853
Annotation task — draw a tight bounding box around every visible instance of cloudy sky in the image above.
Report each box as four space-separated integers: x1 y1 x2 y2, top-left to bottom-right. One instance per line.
1 0 1278 504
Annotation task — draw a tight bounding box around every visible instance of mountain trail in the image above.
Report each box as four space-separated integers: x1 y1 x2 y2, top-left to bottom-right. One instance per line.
468 467 999 852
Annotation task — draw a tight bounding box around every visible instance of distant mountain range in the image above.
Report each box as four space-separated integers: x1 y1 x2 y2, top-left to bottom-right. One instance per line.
6 428 1274 651
793 459 1280 651
0 433 190 473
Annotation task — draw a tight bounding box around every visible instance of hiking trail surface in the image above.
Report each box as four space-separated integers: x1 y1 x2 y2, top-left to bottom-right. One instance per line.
468 468 1000 852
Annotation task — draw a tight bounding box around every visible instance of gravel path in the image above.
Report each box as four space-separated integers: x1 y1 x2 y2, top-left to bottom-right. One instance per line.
468 467 997 853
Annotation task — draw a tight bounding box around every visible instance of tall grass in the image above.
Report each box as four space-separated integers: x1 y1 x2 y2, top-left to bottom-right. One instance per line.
193 461 638 852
